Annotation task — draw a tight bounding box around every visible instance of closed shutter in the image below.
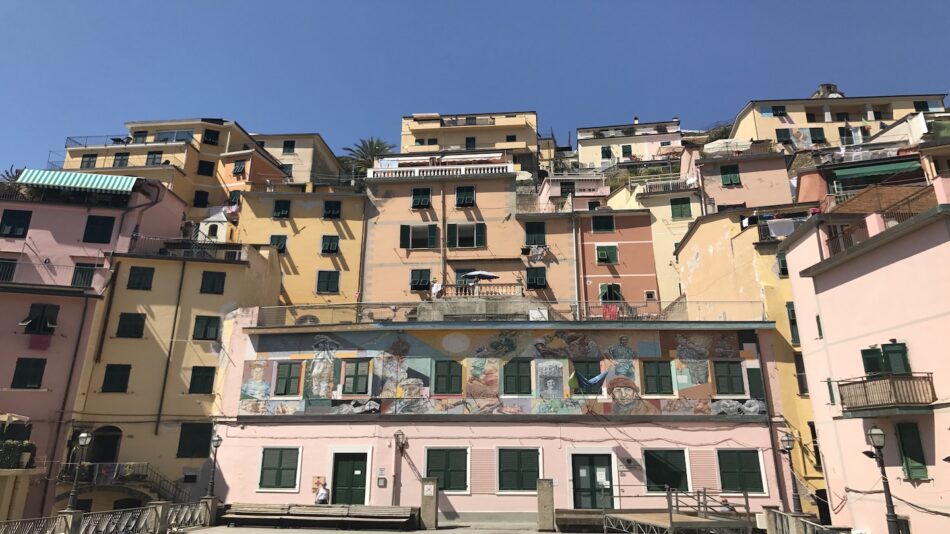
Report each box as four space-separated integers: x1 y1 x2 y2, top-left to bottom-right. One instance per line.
399 225 410 249
717 450 762 492
446 224 457 248
525 222 546 246
475 223 486 247
746 367 765 400
882 343 911 373
715 362 744 395
526 267 546 289
427 224 438 248
896 423 928 480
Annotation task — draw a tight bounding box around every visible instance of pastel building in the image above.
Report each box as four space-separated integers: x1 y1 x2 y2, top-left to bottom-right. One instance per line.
780 179 950 532
696 140 793 212
214 311 782 522
576 118 682 169
251 133 343 183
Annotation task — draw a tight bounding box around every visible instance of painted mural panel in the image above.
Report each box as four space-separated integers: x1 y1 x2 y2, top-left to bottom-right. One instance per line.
236 329 766 417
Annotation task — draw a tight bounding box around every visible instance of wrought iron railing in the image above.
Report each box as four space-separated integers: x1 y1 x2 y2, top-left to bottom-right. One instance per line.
65 135 199 152
167 501 210 530
825 222 866 256
701 141 780 159
79 507 158 534
881 186 937 226
0 515 67 534
837 373 936 412
637 178 698 195
58 463 189 503
124 235 248 262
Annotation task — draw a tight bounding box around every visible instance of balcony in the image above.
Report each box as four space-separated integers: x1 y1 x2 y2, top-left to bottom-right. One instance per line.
515 195 572 215
837 373 936 417
367 163 515 179
700 141 780 160
57 462 188 503
64 134 199 151
245 182 309 193
123 235 250 262
635 177 699 196
0 262 110 294
441 117 496 127
49 151 187 172
442 283 523 298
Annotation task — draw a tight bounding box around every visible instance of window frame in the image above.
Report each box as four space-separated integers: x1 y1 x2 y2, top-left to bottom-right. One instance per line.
145 151 163 166
188 366 216 394
786 302 799 344
716 449 765 495
0 209 32 238
713 361 746 396
670 197 692 219
80 153 97 169
342 359 371 395
101 364 131 393
176 422 212 458
793 352 809 396
200 271 226 295
11 357 46 389
524 222 546 246
502 360 532 396
315 270 340 294
269 235 288 254
274 361 302 397
282 140 296 154
644 448 691 493
642 360 675 396
591 215 615 233
126 266 154 291
497 448 541 493
202 130 220 146
233 159 246 175
720 164 741 186
400 224 438 250
258 447 302 491
192 315 220 341
411 188 432 209
82 215 116 244
321 235 340 255
410 269 431 291
526 267 547 290
323 200 342 219
425 447 469 493
272 200 291 219
433 360 463 395
446 223 486 249
595 244 619 265
112 152 130 168
455 186 476 208
776 252 788 277
116 312 146 338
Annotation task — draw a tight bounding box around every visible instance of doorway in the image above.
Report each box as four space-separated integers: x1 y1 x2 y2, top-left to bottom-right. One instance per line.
571 454 613 509
88 426 122 463
332 453 368 505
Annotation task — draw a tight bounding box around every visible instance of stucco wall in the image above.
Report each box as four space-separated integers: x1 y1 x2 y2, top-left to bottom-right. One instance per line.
702 157 792 210
577 213 659 304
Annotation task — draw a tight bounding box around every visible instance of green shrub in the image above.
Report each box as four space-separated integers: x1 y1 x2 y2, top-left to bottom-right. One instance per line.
0 440 36 469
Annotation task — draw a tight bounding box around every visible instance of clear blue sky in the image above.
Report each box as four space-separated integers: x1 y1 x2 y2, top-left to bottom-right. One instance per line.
2 0 949 169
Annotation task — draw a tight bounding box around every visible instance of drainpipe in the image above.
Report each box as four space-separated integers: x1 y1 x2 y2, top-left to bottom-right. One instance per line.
356 194 369 315
696 163 708 216
440 180 447 283
154 260 187 434
572 211 582 320
41 295 91 513
92 262 121 363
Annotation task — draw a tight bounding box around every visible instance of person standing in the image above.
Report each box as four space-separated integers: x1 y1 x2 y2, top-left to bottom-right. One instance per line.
315 481 329 505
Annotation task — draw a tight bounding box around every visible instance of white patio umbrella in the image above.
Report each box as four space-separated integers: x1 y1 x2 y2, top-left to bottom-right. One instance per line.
460 271 500 280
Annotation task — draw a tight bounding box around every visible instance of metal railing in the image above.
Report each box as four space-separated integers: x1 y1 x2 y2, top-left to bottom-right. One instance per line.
0 516 67 534
79 507 158 534
0 185 132 207
367 163 514 179
65 135 199 152
837 373 936 411
516 194 572 214
825 222 866 256
245 182 308 193
442 283 524 297
440 117 496 127
768 508 850 534
701 141 779 159
0 262 110 293
882 186 937 225
58 463 189 503
636 177 698 195
167 501 210 530
124 235 249 262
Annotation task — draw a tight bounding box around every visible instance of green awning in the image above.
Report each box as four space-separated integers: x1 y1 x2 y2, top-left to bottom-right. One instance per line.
832 161 921 180
16 169 139 193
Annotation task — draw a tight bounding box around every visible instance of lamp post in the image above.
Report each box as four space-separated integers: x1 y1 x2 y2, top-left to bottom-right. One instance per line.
65 432 92 512
393 430 406 454
205 435 223 498
780 433 803 513
865 426 900 534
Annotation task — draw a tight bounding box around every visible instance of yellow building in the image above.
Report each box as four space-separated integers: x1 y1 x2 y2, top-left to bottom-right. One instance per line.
730 83 946 147
59 240 280 512
674 203 828 519
235 183 365 305
576 118 682 169
251 133 343 183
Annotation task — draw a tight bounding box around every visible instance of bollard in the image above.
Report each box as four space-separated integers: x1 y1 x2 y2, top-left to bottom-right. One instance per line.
148 501 170 534
419 477 438 530
200 496 219 526
536 479 555 532
57 509 83 534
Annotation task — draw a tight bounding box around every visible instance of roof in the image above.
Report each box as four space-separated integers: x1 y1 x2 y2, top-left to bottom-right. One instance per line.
673 201 819 257
16 168 139 193
748 93 946 105
577 119 681 131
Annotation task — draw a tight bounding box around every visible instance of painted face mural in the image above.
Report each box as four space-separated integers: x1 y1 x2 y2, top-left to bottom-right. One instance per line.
237 329 764 418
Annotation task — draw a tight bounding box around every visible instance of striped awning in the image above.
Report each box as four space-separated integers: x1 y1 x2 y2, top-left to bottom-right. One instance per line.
832 161 921 180
16 169 139 193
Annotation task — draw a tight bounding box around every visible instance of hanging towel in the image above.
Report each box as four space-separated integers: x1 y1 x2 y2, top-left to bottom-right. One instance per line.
573 369 609 388
767 218 796 238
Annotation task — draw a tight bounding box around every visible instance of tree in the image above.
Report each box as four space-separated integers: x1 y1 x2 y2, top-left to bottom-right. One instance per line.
341 138 395 175
1 165 21 182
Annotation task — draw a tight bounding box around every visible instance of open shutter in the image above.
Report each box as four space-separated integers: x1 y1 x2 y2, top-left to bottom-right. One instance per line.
896 423 928 480
475 223 486 247
427 224 438 248
746 367 765 400
399 225 410 249
861 348 885 374
659 362 673 394
446 224 457 248
498 449 518 490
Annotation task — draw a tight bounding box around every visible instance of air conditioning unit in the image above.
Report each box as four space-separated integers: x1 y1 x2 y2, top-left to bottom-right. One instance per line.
528 309 549 321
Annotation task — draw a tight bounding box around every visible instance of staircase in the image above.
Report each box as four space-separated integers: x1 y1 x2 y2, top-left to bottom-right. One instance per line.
58 462 189 502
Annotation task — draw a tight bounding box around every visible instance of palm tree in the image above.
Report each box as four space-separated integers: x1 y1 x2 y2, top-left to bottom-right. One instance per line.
341 137 395 176
1 165 21 182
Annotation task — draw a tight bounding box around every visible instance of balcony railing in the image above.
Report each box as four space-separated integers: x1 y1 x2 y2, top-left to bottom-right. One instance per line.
0 185 131 207
65 135 199 151
367 163 515 179
254 299 766 327
0 262 110 293
636 177 698 195
825 222 866 256
57 462 189 503
837 373 936 413
124 235 249 261
442 283 524 297
701 142 779 159
516 194 572 214
245 182 309 193
441 117 496 127
882 186 937 225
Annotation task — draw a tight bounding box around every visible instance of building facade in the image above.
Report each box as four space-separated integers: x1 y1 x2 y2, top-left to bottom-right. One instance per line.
576 118 682 169
251 133 343 184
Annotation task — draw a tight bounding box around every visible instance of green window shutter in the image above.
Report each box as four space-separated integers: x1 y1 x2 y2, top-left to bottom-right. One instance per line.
355 361 369 393
11 358 46 389
670 198 692 219
399 225 410 249
176 422 212 458
127 266 154 290
825 379 836 405
188 366 215 394
643 362 674 395
328 272 339 293
434 360 462 394
776 252 788 276
592 216 614 232
102 364 131 393
475 223 486 247
275 362 300 396
717 450 762 492
410 269 431 291
498 449 519 490
427 224 438 248
525 222 546 246
786 302 799 344
861 348 886 374
896 423 928 480
270 235 287 254
446 224 458 248
621 145 632 157
775 129 792 143
412 188 431 209
645 450 688 491
116 313 146 338
272 200 291 219
882 343 911 373
721 164 741 185
714 362 744 395
607 246 618 264
810 128 826 143
746 367 765 400
343 360 369 394
526 267 546 289
321 235 339 254
427 449 468 491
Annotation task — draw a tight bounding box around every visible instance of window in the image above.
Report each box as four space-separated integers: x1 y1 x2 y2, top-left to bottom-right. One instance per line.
714 362 744 395
272 200 291 219
0 259 16 282
446 223 486 248
411 188 431 209
776 252 788 277
282 140 296 154
835 112 850 122
786 302 799 344
826 379 836 405
410 269 431 291
645 290 657 301
233 159 246 174
323 200 341 219
720 164 741 186
176 422 212 458
816 315 823 339
793 352 809 395
660 141 672 147
280 163 293 176
415 139 425 146
156 130 193 143
805 112 817 123
316 271 340 293
427 449 467 491
132 131 147 144
321 235 340 254
189 367 216 394
861 343 910 375
896 423 928 480
260 448 299 489
601 146 612 159
433 360 462 394
592 215 614 232
503 360 532 395
455 186 476 208
274 362 301 396
112 152 129 167
645 450 688 492
102 364 131 393
572 360 602 395
202 130 220 145
465 137 476 150
913 101 930 112
621 145 632 157
498 449 539 491
11 358 46 389
269 235 287 254
526 267 546 290
643 361 674 395
0 210 32 238
197 160 215 177
200 271 226 294
192 315 220 341
193 191 209 208
80 154 97 169
145 151 163 166
807 421 822 469
342 360 370 394
525 222 546 246
71 263 96 288
599 283 623 302
588 201 601 210
775 129 792 143
207 224 218 238
560 181 575 197
717 450 763 493
400 225 438 249
810 128 827 143
771 105 787 116
116 313 146 338
506 134 517 142
228 191 241 205
670 198 692 219
21 304 58 335
596 245 619 265
82 215 115 244
747 367 765 400
427 138 438 145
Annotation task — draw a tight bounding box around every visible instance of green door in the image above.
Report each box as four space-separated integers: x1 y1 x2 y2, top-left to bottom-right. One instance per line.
332 453 368 505
572 454 613 509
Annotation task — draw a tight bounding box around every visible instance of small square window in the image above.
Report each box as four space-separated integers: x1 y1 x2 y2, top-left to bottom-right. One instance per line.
601 146 612 159
342 360 370 394
192 315 220 341
132 131 147 144
835 112 850 122
193 191 209 208
200 271 226 294
465 137 476 150
645 450 688 491
282 140 296 154
410 269 431 291
270 235 288 254
80 154 98 169
592 216 614 232
456 186 476 208
411 188 432 209
102 364 131 393
572 360 602 395
621 145 632 157
427 449 468 491
112 153 130 168
913 101 930 112
506 134 517 142
116 313 146 338
503 360 532 395
233 160 246 175
202 130 220 146
670 198 692 219
145 151 163 166
82 215 116 244
321 235 340 254
0 210 32 238
427 138 438 145
401 225 438 249
714 361 744 395
323 200 341 219
273 200 291 219
176 422 212 458
498 449 539 491
275 362 302 396
197 160 216 177
526 267 546 289
280 163 293 176
127 266 155 290
259 448 299 489
316 271 340 293
11 358 46 389
596 245 619 265
642 361 674 395
525 222 546 246
433 360 462 394
720 164 741 186
189 367 216 394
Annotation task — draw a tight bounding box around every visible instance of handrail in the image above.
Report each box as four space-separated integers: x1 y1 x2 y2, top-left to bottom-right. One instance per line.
0 515 66 534
837 372 936 410
79 506 158 534
58 462 189 503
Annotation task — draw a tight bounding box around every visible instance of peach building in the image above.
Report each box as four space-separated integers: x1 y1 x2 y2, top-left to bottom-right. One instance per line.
696 140 793 212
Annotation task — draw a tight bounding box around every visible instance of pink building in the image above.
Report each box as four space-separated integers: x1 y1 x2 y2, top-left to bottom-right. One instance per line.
697 141 793 212
781 178 950 533
0 169 185 516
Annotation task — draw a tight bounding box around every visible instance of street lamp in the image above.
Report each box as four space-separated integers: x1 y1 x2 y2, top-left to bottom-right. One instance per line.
205 435 223 498
780 433 803 513
65 432 92 512
865 426 899 534
393 430 406 453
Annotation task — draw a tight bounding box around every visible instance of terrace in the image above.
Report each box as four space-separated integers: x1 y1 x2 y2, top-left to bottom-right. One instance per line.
367 163 515 179
0 261 111 294
837 373 935 417
118 234 252 262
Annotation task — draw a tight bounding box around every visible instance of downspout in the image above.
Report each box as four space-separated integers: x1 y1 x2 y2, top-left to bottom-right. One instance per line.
93 262 121 363
41 295 91 513
357 194 369 317
572 211 583 320
440 180 447 283
696 163 708 216
154 260 187 434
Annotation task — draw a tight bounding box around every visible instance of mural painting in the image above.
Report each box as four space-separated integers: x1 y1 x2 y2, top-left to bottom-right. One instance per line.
236 329 766 417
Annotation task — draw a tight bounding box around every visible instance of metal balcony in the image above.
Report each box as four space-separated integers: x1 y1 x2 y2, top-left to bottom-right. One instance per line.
837 373 935 417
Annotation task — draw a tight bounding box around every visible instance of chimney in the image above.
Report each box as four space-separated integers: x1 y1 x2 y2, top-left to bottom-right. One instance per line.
633 116 639 124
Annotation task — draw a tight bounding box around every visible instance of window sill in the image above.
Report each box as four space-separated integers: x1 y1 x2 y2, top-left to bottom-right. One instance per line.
0 387 50 392
99 391 131 394
272 217 291 221
430 393 463 399
322 217 341 221
186 392 215 396
500 395 533 399
496 491 538 496
711 395 748 400
440 490 471 496
314 292 341 295
571 394 605 400
257 487 300 493
320 251 340 255
273 395 303 401
642 394 677 399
